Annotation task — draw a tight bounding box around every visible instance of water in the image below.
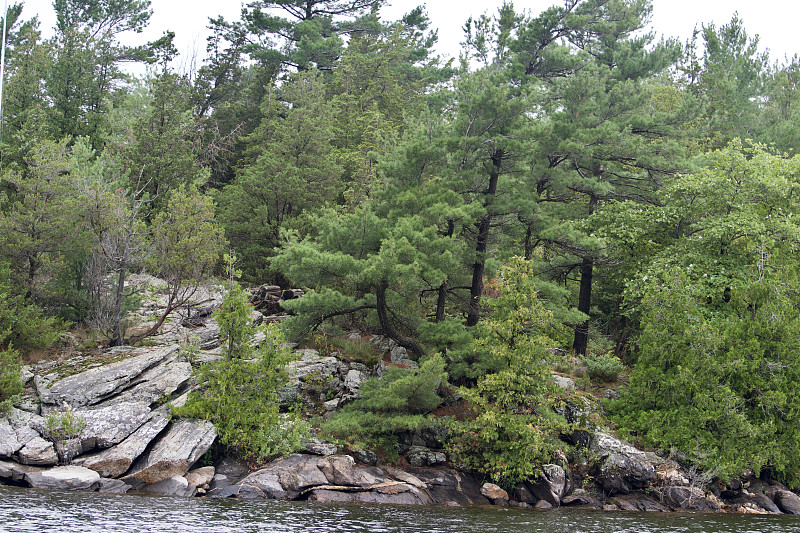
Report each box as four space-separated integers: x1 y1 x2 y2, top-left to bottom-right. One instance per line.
2 486 800 533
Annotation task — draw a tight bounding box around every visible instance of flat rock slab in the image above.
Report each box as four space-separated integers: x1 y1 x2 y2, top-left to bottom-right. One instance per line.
110 359 192 406
25 465 100 491
76 411 170 478
0 460 30 483
238 455 400 501
308 483 432 505
78 402 152 452
139 475 194 497
37 346 180 408
122 419 216 487
16 437 57 466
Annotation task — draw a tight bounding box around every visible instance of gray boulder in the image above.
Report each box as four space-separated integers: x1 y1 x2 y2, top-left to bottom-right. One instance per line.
481 482 509 505
16 437 58 466
406 446 446 467
121 419 216 488
661 486 721 512
0 421 22 458
775 490 800 514
529 464 568 506
186 466 215 490
25 465 101 491
0 460 29 483
97 478 132 494
610 493 670 512
76 411 170 478
407 467 489 505
597 453 655 495
77 402 152 452
140 475 194 497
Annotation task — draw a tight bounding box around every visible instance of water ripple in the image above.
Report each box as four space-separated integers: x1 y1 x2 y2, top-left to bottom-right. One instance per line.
3 485 800 533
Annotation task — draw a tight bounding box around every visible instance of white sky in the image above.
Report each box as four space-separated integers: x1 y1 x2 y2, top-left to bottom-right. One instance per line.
15 0 800 71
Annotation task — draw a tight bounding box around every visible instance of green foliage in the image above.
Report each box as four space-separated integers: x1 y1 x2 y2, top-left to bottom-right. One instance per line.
0 339 23 413
446 258 567 487
174 319 303 460
42 405 86 464
612 267 800 485
0 261 62 350
581 353 624 383
214 278 255 361
322 354 447 454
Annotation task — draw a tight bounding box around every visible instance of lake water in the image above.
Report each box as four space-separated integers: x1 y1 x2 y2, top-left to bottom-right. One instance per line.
3 485 800 533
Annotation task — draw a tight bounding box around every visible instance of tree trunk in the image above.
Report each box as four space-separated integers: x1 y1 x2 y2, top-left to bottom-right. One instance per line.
572 193 598 356
572 256 593 356
434 219 455 323
110 262 127 347
467 148 503 327
376 279 427 358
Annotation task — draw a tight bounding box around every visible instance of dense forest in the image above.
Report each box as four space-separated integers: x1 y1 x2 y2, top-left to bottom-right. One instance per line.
2 0 800 488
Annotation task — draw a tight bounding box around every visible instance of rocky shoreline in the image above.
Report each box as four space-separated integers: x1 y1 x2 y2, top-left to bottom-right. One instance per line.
3 280 800 515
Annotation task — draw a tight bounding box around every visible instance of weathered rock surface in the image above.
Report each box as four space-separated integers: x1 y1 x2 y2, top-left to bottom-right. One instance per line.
25 465 101 491
121 419 216 488
481 482 509 504
97 477 132 494
0 421 22 458
406 446 446 467
660 486 721 512
36 346 180 407
15 437 58 466
775 490 800 514
76 411 170 478
111 358 192 406
0 460 29 483
597 453 655 495
140 475 194 497
610 493 670 512
77 402 152 452
529 464 568 506
406 467 489 505
186 466 215 490
590 432 655 495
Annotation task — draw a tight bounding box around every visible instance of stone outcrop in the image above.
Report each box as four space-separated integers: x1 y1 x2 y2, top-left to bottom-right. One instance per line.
121 419 216 488
25 465 101 491
77 401 152 452
35 346 181 408
76 411 170 478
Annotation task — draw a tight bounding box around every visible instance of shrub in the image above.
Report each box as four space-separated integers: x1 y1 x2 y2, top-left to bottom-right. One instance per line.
446 258 567 487
582 353 624 382
0 339 23 413
322 354 448 454
611 270 800 485
174 282 307 460
42 405 86 465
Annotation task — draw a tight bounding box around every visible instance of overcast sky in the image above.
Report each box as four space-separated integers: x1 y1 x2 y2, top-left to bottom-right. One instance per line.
15 0 800 72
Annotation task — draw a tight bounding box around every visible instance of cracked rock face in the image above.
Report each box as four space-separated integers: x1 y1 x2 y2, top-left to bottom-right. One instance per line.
77 402 152 452
36 346 181 408
75 411 170 478
121 419 216 488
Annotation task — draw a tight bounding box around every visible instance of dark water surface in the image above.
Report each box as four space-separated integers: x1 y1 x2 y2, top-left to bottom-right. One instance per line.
2 485 800 533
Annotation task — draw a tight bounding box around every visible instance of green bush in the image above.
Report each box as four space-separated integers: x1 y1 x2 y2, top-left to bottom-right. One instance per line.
322 354 448 454
582 353 624 382
611 270 800 485
0 338 23 413
42 406 86 464
446 258 567 488
174 283 307 460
